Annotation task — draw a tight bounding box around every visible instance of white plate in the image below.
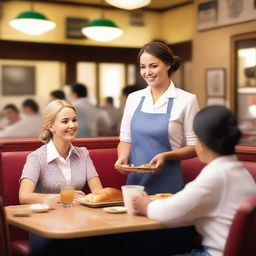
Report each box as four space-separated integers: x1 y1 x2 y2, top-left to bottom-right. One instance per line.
103 206 127 214
30 203 50 213
9 206 32 217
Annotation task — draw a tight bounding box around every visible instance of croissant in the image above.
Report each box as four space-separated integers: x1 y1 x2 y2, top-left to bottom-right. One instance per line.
83 187 123 203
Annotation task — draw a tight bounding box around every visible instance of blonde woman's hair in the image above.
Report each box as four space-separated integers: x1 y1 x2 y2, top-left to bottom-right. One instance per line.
39 100 76 144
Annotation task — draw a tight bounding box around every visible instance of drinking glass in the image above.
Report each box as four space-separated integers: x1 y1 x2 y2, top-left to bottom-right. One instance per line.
60 182 75 208
121 185 144 215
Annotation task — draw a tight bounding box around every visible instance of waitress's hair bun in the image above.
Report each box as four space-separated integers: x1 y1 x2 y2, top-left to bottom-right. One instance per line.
193 105 241 155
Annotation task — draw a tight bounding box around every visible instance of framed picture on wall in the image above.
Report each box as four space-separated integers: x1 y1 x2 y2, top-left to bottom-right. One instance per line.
206 68 226 97
1 65 35 95
66 17 88 39
198 0 256 31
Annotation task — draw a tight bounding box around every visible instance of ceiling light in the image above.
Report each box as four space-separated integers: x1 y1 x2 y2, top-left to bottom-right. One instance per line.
81 19 123 42
105 0 151 10
9 8 56 36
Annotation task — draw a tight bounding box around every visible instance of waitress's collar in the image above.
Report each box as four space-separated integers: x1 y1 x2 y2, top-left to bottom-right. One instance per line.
142 81 177 98
46 139 80 163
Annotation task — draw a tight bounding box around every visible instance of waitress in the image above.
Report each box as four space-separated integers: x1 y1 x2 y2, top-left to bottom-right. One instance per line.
115 41 199 195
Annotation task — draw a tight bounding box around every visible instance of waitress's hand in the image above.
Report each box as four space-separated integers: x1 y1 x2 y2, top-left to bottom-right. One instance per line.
150 153 167 171
132 191 150 216
115 157 128 174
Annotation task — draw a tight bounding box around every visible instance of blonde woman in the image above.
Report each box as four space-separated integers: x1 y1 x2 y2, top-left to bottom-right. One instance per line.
19 100 103 256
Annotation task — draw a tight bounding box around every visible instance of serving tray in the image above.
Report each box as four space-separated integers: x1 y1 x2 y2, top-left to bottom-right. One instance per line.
75 198 124 208
116 164 159 173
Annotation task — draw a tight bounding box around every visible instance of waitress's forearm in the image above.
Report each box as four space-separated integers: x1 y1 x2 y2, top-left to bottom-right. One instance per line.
117 141 131 162
163 146 197 161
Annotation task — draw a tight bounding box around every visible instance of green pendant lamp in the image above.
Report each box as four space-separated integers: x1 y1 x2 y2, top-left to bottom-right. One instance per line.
9 3 56 36
105 0 151 10
82 18 123 42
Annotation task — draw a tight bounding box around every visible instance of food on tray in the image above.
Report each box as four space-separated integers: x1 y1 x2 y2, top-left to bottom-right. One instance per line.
138 163 151 168
123 163 151 168
149 193 172 201
82 187 123 203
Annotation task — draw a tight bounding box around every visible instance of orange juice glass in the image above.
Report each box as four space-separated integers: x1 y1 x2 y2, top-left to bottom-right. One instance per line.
60 183 74 208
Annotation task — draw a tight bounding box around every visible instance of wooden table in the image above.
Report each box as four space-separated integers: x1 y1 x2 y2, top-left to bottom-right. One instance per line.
5 204 164 239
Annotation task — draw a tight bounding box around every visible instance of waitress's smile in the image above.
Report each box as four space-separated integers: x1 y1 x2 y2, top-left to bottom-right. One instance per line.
140 52 170 88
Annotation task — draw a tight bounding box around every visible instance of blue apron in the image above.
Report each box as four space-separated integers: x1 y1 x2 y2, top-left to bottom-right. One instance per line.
126 96 184 195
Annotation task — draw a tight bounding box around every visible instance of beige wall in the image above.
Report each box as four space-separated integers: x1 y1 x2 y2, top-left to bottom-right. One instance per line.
160 4 195 44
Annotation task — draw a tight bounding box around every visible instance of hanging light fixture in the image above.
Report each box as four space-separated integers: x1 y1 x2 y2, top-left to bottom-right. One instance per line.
105 0 151 10
81 0 123 42
9 2 56 36
82 18 123 42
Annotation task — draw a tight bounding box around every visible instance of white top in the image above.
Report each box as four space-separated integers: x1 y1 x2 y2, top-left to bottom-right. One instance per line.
0 114 42 138
147 155 256 256
20 143 98 193
47 140 77 181
120 82 200 150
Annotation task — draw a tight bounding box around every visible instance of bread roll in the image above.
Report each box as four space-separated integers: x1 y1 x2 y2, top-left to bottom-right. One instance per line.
83 187 123 203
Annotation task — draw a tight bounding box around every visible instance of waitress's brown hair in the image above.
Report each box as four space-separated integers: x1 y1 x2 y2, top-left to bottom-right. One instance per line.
138 41 182 77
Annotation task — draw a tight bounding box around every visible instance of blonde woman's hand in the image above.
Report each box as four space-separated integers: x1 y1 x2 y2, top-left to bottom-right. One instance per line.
74 190 85 199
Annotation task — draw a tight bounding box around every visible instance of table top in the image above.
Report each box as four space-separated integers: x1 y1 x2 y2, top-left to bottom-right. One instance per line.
5 203 164 239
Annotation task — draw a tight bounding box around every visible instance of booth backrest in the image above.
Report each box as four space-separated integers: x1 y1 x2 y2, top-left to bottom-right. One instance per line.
0 148 126 206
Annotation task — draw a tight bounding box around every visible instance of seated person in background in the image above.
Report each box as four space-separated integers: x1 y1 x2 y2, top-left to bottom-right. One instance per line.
0 104 20 129
100 96 120 136
131 105 256 256
71 83 111 137
49 89 66 101
116 85 141 132
0 99 41 138
19 99 103 256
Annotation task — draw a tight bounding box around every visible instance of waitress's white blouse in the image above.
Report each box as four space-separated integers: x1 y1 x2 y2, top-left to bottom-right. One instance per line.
120 81 200 150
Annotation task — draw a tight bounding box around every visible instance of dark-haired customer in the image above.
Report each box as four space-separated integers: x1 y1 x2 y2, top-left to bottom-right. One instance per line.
132 105 256 256
115 41 200 254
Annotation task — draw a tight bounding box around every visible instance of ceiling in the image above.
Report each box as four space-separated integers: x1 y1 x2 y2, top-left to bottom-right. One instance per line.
4 0 193 11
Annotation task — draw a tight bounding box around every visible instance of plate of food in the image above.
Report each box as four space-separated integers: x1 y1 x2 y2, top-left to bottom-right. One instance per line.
116 163 159 173
76 187 124 208
103 206 127 214
149 193 173 201
9 205 32 217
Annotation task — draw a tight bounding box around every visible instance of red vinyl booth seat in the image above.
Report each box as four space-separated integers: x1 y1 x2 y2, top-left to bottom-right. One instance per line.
223 196 256 256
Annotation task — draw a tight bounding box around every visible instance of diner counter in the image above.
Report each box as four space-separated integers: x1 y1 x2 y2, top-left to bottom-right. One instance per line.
5 203 164 239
